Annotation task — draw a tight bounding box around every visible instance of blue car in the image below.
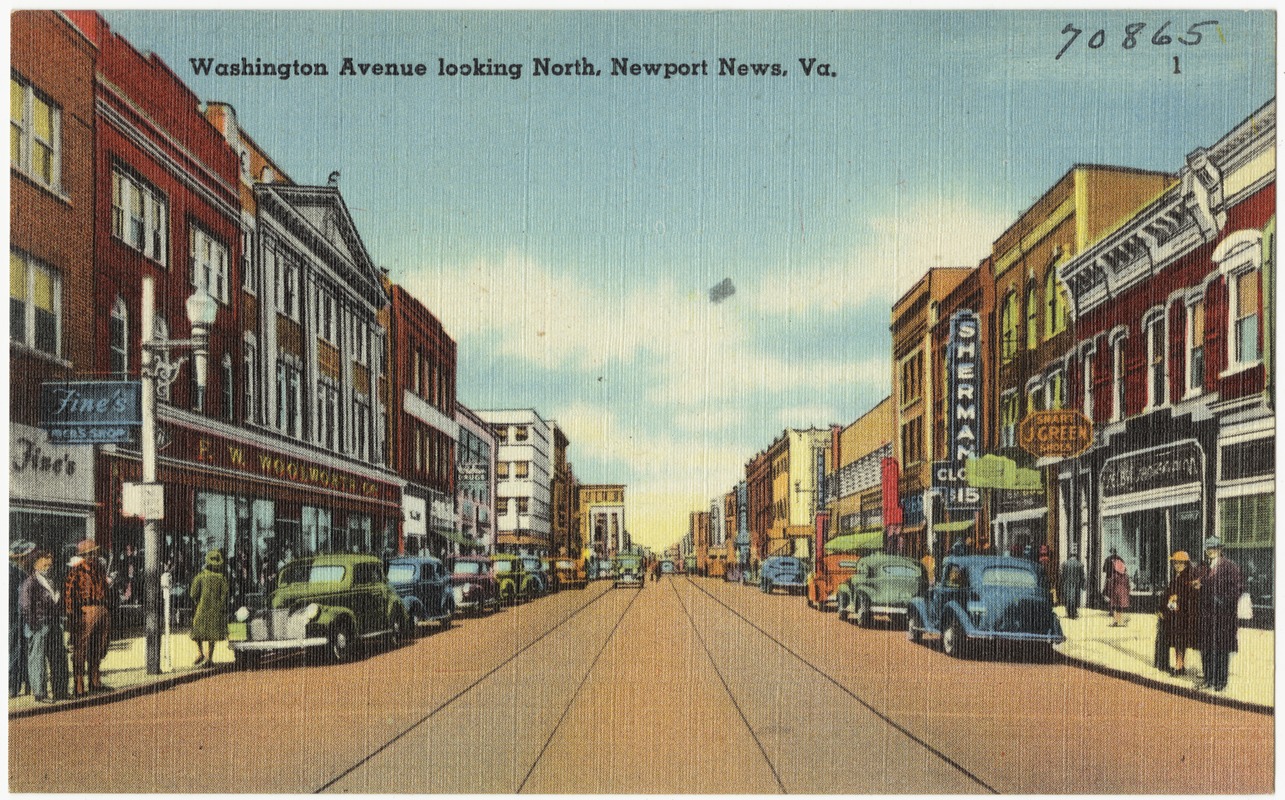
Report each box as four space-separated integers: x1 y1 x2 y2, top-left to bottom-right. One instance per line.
387 556 456 634
906 555 1065 659
521 556 551 595
759 556 807 595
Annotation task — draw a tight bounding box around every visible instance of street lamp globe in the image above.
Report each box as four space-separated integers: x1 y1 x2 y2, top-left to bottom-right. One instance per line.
184 289 218 410
185 288 218 329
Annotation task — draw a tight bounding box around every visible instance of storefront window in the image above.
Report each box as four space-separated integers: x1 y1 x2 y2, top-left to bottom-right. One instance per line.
302 506 333 555
1102 502 1200 597
1220 493 1273 608
348 513 372 553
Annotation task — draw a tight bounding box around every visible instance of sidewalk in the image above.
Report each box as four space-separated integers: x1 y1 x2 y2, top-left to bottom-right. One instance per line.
9 607 1273 718
9 631 234 719
1053 607 1273 714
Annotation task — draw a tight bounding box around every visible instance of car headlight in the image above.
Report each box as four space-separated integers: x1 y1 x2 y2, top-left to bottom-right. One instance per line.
303 602 320 620
234 606 250 622
966 604 987 624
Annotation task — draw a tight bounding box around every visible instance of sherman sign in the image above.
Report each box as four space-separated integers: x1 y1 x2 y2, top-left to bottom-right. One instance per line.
1018 409 1093 458
934 309 982 511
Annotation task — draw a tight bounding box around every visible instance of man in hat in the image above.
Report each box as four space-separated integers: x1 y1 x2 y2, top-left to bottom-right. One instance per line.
1059 548 1086 620
1191 536 1243 692
63 539 111 695
9 540 35 697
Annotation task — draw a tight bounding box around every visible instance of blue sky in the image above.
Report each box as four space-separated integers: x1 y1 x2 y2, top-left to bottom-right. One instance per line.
101 9 1275 550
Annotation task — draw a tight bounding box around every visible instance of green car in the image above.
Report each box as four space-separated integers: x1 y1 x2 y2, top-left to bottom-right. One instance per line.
228 553 410 666
835 553 927 628
491 554 539 605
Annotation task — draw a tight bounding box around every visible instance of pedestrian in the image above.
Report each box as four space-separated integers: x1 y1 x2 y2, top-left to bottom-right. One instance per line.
920 552 936 586
8 540 35 698
63 539 112 696
1159 550 1199 677
1192 537 1243 692
19 549 70 703
1059 549 1086 619
1103 548 1130 626
189 549 230 666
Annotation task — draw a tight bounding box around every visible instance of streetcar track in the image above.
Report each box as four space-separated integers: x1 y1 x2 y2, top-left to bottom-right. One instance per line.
515 585 645 793
313 583 631 793
680 576 999 794
668 577 787 793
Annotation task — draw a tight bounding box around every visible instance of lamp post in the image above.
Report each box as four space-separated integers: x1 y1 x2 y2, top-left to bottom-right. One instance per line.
139 276 217 675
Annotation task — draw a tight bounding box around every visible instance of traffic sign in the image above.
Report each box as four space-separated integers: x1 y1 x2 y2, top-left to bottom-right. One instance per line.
1018 409 1093 458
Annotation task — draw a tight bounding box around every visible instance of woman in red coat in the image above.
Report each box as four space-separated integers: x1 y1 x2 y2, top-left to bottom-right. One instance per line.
1103 549 1130 626
1158 551 1199 675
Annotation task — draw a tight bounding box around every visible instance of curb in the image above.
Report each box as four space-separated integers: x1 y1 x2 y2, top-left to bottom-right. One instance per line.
1057 652 1273 716
8 663 233 720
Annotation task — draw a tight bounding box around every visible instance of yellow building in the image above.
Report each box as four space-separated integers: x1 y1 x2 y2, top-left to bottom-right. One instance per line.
826 397 895 545
578 484 625 558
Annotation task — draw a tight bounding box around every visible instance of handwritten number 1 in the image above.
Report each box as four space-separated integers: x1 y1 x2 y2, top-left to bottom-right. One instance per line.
1056 23 1082 59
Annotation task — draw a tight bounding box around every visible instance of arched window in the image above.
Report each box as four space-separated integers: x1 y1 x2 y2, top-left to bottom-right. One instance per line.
1214 229 1264 369
110 296 128 377
1025 280 1038 350
1000 291 1019 363
1045 268 1068 338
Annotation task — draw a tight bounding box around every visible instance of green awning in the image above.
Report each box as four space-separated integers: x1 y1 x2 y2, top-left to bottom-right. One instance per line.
431 527 473 547
934 520 976 533
824 529 883 553
966 454 1042 491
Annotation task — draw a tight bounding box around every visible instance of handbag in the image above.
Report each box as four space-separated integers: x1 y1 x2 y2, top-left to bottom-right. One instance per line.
1237 592 1254 621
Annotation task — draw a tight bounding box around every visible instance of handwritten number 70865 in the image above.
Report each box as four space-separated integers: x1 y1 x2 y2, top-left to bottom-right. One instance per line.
1055 21 1219 60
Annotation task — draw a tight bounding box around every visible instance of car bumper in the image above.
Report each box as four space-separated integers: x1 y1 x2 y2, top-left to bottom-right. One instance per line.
614 577 644 588
229 636 328 651
960 630 1066 644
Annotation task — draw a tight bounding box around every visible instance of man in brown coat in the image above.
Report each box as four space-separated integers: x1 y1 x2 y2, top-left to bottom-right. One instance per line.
63 539 111 695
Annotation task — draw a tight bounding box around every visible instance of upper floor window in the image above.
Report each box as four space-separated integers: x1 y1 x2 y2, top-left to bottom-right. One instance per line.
1186 298 1205 394
900 417 923 465
1111 333 1127 422
240 229 256 293
496 461 510 478
1000 390 1019 449
276 252 300 320
493 425 508 443
1081 348 1094 421
1045 370 1065 410
1214 230 1264 372
351 322 368 364
514 461 529 479
110 296 128 377
112 169 168 266
899 350 923 406
10 249 60 357
1000 291 1019 364
190 226 230 304
10 75 60 190
243 335 259 424
318 292 337 344
514 425 529 442
1045 268 1068 339
1025 280 1039 350
1145 312 1166 409
222 354 235 423
1232 269 1261 365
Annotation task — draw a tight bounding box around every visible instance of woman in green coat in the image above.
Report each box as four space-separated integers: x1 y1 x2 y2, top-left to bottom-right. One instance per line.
189 550 229 666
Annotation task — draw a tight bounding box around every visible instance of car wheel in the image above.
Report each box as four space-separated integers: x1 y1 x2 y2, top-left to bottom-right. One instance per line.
405 607 422 639
232 649 261 670
942 617 968 659
440 610 453 631
855 594 873 629
836 593 850 621
501 585 515 606
906 609 924 644
389 608 410 645
328 620 356 663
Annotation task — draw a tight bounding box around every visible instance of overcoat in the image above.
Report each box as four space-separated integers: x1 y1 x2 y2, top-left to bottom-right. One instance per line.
1160 567 1200 649
1196 557 1243 653
189 567 230 642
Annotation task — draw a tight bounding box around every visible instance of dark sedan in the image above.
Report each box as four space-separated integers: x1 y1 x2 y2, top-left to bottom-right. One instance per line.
447 555 501 615
387 555 456 633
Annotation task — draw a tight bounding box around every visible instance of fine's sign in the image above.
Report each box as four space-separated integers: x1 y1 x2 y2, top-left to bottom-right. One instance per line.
40 381 141 442
1019 409 1093 458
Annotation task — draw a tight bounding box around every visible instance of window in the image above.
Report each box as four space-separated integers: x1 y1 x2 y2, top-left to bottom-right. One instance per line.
190 226 230 303
10 249 59 356
110 297 128 377
1000 391 1019 448
351 323 368 364
514 425 529 442
1232 270 1261 365
1000 292 1019 363
111 169 168 265
353 394 370 461
517 497 529 515
1145 313 1166 409
1082 349 1094 421
493 425 508 442
1045 268 1068 338
276 357 302 437
1112 334 1126 422
514 461 529 478
10 75 60 189
319 292 336 343
243 337 259 423
1186 299 1205 394
1025 280 1038 350
218 354 234 422
899 350 923 406
277 252 299 320
900 417 923 465
496 461 509 478
1047 370 1065 410
1214 231 1265 371
316 380 339 450
240 229 255 293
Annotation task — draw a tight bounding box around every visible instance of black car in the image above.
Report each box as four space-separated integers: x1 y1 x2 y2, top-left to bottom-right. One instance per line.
387 555 456 633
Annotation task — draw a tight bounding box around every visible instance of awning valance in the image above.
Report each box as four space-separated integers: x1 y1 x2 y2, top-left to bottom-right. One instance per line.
824 529 883 553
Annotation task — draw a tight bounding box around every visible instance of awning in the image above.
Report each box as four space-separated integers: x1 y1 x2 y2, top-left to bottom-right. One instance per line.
966 454 1042 491
934 520 976 533
824 529 883 553
431 527 473 547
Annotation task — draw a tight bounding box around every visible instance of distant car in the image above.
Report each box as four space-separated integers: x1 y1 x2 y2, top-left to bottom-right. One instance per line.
906 555 1066 659
447 555 500 615
835 553 926 627
612 554 645 588
759 556 807 595
660 560 675 575
228 553 408 665
551 557 588 590
387 555 455 633
806 553 862 611
491 554 539 605
522 556 551 595
591 560 615 581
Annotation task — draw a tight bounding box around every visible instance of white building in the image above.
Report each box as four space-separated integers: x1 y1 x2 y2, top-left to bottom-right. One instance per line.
476 408 553 556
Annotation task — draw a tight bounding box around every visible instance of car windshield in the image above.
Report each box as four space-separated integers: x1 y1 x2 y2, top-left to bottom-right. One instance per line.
982 566 1038 588
386 564 416 584
281 564 345 585
522 558 541 571
881 564 921 578
616 558 640 568
453 561 483 575
493 561 512 573
556 560 574 569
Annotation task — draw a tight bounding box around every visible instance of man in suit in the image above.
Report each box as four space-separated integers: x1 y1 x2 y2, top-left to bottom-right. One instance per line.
1192 536 1244 692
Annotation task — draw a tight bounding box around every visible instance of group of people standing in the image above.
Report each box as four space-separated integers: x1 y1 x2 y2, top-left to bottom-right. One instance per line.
8 539 231 704
1058 537 1246 693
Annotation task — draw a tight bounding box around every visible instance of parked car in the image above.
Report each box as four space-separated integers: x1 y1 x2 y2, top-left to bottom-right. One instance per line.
612 553 645 588
387 555 455 633
659 560 675 575
759 556 807 595
550 556 588 590
835 553 926 627
806 553 862 611
228 553 408 666
906 555 1065 659
447 555 501 615
591 560 615 580
492 554 539 605
523 556 552 595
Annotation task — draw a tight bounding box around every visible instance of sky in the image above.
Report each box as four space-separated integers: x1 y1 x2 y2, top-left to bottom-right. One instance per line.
99 8 1275 551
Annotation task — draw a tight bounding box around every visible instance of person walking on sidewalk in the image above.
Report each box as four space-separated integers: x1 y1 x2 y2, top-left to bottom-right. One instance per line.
1158 551 1200 676
19 549 70 703
63 539 111 696
1059 550 1086 619
189 549 230 666
1192 537 1243 692
9 540 35 698
1103 549 1130 626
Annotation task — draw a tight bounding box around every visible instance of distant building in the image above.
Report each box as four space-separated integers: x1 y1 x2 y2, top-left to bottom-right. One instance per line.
478 409 553 556
580 484 626 558
455 403 497 554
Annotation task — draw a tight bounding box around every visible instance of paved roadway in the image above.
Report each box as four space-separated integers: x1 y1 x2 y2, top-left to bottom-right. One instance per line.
9 576 1273 793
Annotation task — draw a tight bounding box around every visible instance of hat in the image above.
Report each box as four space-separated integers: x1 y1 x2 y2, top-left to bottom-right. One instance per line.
1169 551 1191 563
8 540 35 559
1203 537 1223 550
75 539 99 555
205 549 225 568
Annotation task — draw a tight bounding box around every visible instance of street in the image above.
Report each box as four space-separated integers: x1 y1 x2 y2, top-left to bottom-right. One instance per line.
9 576 1273 794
